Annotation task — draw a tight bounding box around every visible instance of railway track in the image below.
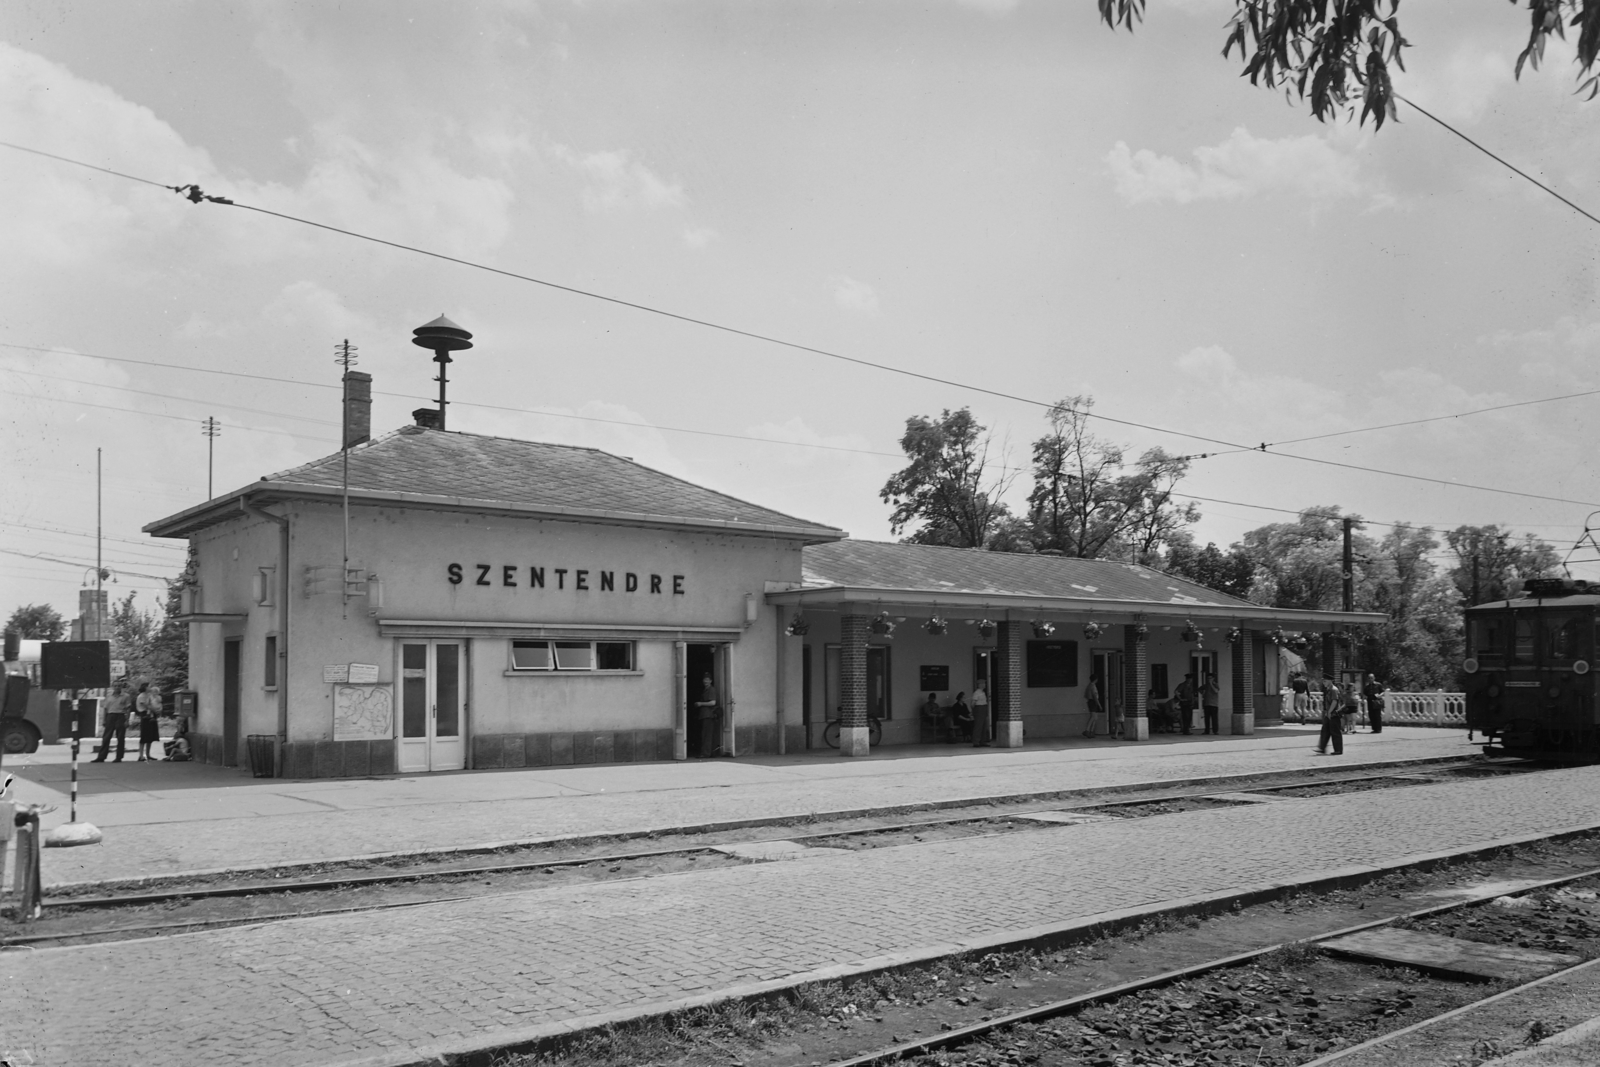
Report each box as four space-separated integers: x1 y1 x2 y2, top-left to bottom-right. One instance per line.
821 861 1600 1067
1 756 1541 949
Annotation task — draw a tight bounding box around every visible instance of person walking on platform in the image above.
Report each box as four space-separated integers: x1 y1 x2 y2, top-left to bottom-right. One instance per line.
92 681 131 762
1174 673 1197 735
1315 675 1344 755
1362 673 1386 733
693 672 721 758
1290 672 1310 723
1201 674 1220 735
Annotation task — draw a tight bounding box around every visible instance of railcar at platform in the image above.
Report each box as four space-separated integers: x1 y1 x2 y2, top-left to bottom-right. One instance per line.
1464 577 1600 761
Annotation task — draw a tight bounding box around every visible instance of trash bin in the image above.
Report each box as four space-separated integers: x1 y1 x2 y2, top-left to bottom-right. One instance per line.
246 734 276 778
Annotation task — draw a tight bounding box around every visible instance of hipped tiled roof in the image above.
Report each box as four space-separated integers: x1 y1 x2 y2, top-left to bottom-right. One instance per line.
800 540 1254 609
146 426 844 540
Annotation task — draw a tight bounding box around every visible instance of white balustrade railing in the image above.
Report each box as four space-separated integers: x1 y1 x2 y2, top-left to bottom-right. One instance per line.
1278 690 1466 728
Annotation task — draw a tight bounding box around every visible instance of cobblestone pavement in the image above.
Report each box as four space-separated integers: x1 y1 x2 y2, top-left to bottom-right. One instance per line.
7 728 1474 886
6 763 1596 1067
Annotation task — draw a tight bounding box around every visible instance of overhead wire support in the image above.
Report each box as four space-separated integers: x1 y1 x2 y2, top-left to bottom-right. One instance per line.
4 139 1599 510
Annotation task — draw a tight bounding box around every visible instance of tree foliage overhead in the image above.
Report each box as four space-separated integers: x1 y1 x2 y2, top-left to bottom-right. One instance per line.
5 603 65 641
880 408 1016 548
1027 397 1199 562
1100 1 1600 124
1443 523 1563 604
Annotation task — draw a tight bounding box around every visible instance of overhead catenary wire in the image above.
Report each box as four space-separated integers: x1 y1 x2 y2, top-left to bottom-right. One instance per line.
2 142 1595 511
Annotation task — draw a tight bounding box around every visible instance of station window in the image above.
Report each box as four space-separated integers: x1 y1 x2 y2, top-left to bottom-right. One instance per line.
263 633 278 689
510 639 634 672
1150 663 1170 700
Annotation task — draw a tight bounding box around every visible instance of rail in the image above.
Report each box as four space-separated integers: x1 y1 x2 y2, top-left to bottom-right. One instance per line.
1280 690 1467 728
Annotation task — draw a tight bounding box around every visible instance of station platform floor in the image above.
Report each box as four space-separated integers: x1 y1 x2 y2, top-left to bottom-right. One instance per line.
2 725 1477 888
6 732 1598 1067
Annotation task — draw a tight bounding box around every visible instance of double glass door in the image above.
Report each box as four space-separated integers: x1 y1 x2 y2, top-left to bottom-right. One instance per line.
399 640 465 773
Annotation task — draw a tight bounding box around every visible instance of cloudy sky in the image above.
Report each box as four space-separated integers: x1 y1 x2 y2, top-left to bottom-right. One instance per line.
3 0 1599 620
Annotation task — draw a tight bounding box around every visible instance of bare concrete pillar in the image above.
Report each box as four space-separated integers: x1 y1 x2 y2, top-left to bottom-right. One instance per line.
1123 620 1150 740
1230 628 1255 735
994 621 1024 747
838 613 870 756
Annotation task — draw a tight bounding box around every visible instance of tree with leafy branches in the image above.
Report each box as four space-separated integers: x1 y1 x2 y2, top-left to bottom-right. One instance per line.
5 603 66 642
1099 1 1600 128
881 408 1016 548
1026 396 1199 561
1443 524 1562 605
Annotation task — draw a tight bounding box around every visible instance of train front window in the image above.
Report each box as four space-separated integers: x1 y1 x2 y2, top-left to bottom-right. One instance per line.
1468 614 1507 668
1543 614 1582 665
1512 617 1536 665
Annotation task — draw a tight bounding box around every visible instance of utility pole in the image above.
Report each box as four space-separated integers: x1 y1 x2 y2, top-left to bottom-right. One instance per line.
201 417 221 499
1341 517 1353 613
96 447 104 642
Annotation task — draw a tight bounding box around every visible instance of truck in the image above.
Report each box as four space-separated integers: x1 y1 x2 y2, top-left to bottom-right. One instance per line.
3 638 69 753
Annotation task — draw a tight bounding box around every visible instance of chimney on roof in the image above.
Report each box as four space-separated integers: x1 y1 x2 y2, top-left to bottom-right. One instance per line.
412 407 443 430
343 371 372 449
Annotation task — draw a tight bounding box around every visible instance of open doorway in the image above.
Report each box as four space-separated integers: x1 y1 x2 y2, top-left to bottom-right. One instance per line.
686 643 718 758
1090 649 1123 735
1190 650 1218 733
223 637 242 767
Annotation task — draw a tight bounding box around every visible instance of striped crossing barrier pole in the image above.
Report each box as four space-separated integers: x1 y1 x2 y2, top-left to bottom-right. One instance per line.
70 695 81 823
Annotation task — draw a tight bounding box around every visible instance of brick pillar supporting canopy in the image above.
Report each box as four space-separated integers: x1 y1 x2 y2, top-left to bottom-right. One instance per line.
1123 621 1150 741
994 621 1024 748
1230 629 1255 736
838 613 870 756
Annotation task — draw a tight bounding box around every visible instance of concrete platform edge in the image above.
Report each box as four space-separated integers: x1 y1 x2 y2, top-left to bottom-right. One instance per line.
41 752 1474 895
309 813 1600 1067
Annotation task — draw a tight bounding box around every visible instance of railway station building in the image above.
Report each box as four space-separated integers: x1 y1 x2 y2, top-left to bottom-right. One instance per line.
146 409 1382 778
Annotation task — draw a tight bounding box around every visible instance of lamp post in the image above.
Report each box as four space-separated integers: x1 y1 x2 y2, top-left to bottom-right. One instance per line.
411 315 474 430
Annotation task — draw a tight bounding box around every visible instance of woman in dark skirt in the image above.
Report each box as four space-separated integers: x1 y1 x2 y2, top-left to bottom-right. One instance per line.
135 683 162 761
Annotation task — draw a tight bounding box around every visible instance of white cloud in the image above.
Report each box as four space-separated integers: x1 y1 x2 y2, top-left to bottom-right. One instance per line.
831 275 880 313
682 224 717 249
551 144 687 213
742 416 885 469
1106 127 1375 205
953 0 1020 14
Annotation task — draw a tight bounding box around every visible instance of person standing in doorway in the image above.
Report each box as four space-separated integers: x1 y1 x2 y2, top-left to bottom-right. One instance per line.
1362 673 1386 734
960 684 985 742
1201 674 1220 735
970 682 992 747
1083 674 1103 738
694 672 721 758
135 683 162 761
1174 673 1197 736
1315 675 1344 755
93 681 131 762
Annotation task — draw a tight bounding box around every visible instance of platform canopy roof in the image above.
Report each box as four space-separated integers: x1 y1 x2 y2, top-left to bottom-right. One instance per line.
145 425 847 543
768 540 1386 629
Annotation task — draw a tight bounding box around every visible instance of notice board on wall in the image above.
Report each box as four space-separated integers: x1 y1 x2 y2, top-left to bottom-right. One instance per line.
918 665 950 692
333 685 394 740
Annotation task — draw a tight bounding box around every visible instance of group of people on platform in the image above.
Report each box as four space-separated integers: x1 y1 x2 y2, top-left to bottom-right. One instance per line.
91 680 191 763
918 682 995 747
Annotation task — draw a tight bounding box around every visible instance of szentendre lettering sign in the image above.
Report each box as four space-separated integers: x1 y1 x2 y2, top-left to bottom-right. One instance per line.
447 564 685 595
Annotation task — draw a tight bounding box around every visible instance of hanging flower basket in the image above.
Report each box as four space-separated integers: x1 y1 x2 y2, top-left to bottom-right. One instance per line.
976 619 996 640
785 613 810 637
924 616 949 636
1031 620 1056 638
1180 620 1201 643
1133 622 1149 638
1083 621 1104 640
1226 627 1243 645
869 612 896 637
